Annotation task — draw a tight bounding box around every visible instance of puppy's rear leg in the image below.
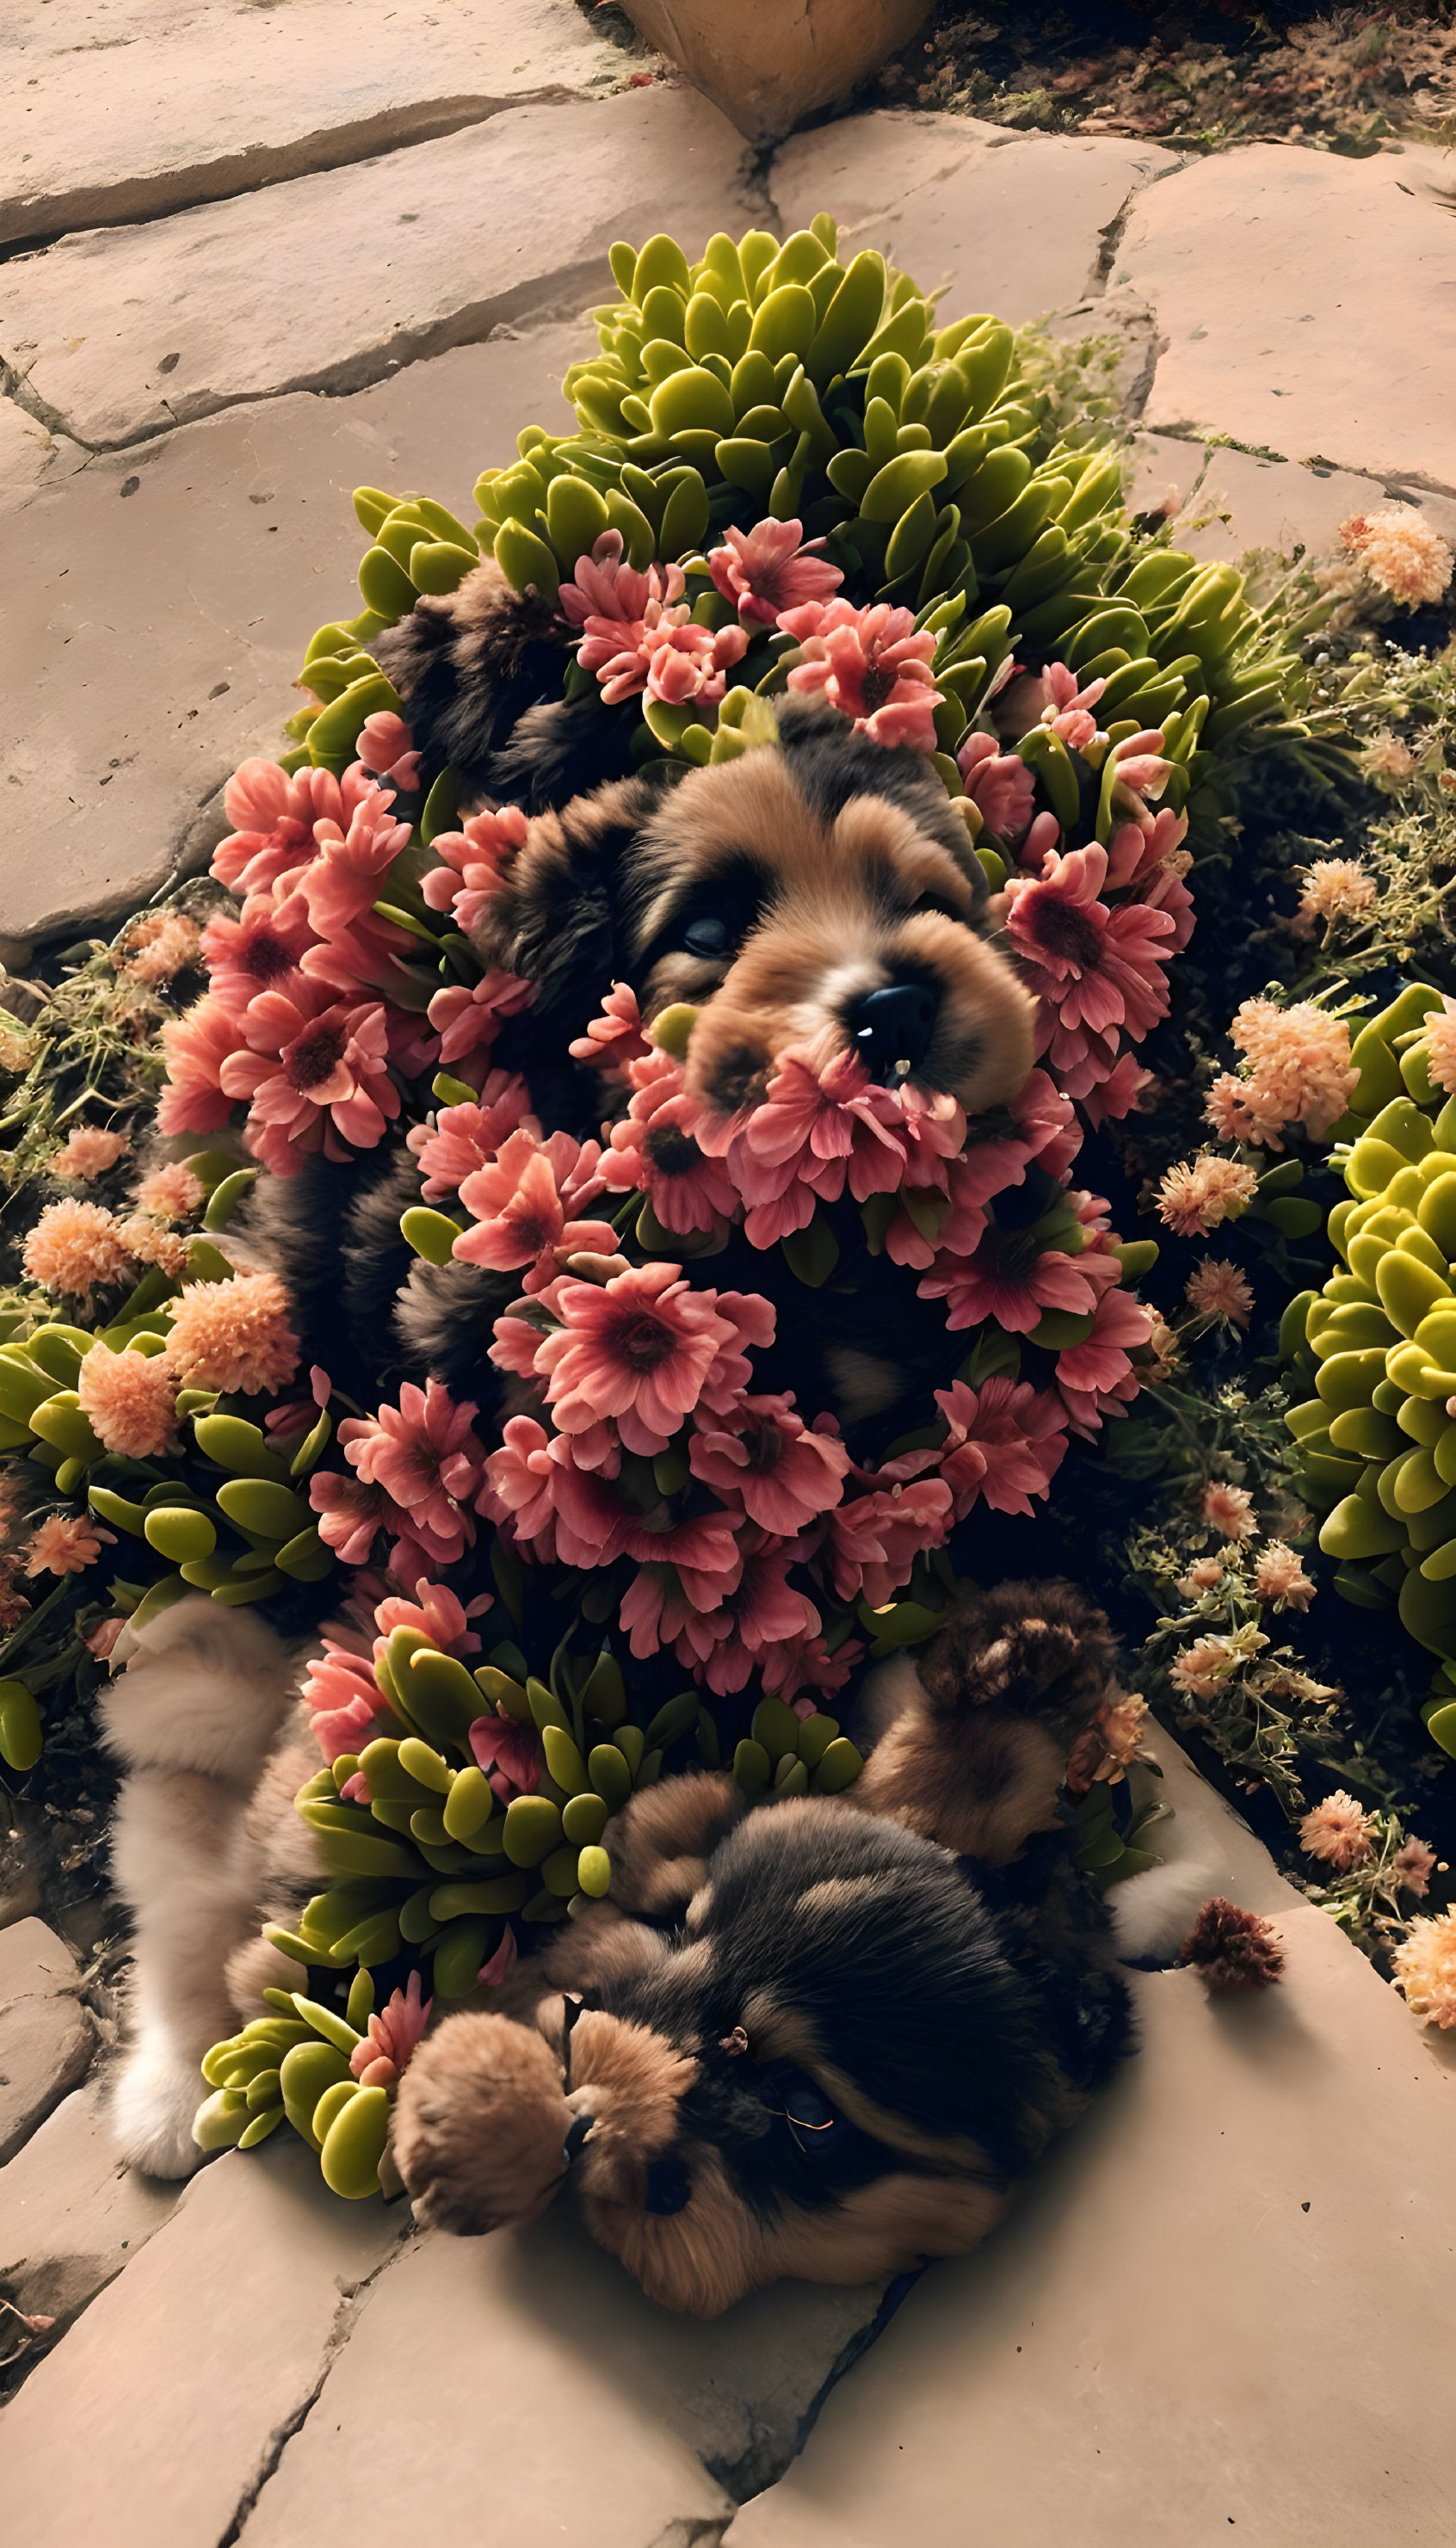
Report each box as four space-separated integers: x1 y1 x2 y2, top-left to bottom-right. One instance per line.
100 1599 297 2177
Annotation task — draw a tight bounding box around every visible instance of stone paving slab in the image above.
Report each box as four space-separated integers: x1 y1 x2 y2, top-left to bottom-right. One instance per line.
1126 433 1456 570
236 2211 887 2545
0 2080 179 2326
772 112 1177 328
0 324 583 947
720 1733 1456 2548
0 2135 410 2545
0 1919 93 2168
0 2104 888 2544
4 0 626 248
0 84 756 450
1119 143 1456 497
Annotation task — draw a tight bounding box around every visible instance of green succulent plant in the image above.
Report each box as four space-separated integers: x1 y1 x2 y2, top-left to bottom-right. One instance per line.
282 217 1321 848
1281 982 1456 1755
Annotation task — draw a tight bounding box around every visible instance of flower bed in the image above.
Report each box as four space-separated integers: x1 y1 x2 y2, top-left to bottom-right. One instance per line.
8 217 1450 2196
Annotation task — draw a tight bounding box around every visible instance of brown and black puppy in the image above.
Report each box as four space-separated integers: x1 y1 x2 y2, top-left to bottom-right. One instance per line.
244 693 1037 1435
390 1582 1158 2317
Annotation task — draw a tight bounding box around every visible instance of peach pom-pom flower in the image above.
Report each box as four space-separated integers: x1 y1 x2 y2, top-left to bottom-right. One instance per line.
22 1200 135 1300
1253 1541 1315 1613
1298 1788 1375 1872
77 1341 180 1459
165 1269 299 1397
132 1163 206 1224
1339 505 1453 609
47 1126 129 1181
1201 1481 1255 1541
1183 1259 1253 1330
1392 1909 1456 2030
23 1514 115 1577
1156 1155 1258 1240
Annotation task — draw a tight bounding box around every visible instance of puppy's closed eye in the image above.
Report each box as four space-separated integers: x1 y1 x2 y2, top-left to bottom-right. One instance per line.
681 913 736 957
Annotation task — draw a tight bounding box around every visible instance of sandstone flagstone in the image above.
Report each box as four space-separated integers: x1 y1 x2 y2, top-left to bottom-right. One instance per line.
0 1918 93 2167
0 324 580 947
0 2081 180 2327
772 112 1177 328
720 1734 1456 2548
3 0 628 249
0 2136 410 2545
0 84 756 450
1119 143 1456 496
1127 433 1456 571
233 2212 887 2548
234 2216 888 2547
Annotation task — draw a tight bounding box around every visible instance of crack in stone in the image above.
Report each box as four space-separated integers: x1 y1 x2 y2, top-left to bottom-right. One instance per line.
702 2271 920 2506
213 2236 411 2548
0 87 606 259
1143 420 1456 504
1 250 703 453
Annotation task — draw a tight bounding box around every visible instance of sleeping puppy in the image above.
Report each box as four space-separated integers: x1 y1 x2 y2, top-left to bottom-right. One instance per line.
389 1581 1193 2317
244 688 1036 1438
105 1574 1206 2299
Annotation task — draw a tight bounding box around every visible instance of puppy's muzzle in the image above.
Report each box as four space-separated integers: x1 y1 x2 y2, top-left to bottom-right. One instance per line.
849 980 939 1083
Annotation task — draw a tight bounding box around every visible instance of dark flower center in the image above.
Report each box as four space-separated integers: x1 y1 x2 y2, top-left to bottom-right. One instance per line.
646 1124 700 1177
287 1020 347 1090
610 1307 676 1370
1028 892 1102 970
743 1422 783 1472
859 661 894 716
242 929 295 984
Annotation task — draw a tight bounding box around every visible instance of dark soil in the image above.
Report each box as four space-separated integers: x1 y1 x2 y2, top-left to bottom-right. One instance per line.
865 2 1456 153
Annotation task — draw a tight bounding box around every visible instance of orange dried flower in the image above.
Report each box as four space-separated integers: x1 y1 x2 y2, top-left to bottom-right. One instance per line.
1184 1259 1253 1330
1201 1481 1255 1541
1181 1897 1284 1991
23 1513 115 1577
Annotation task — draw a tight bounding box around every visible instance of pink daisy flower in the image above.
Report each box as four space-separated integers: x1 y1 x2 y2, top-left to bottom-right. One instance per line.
338 1380 486 1570
454 1128 616 1293
356 710 421 796
405 1072 540 1203
1005 842 1175 1045
157 996 244 1137
201 891 316 1021
219 990 401 1175
300 1640 389 1762
827 1475 953 1608
568 981 654 1079
309 1470 391 1565
427 971 534 1077
533 1262 743 1458
918 1226 1098 1336
349 1970 433 2088
957 731 1037 842
707 516 843 627
780 598 942 753
601 1050 738 1237
689 1391 850 1533
422 805 529 939
933 1374 1070 1520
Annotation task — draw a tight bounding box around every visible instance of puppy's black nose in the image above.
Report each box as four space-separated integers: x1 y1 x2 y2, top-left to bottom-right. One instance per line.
849 982 938 1082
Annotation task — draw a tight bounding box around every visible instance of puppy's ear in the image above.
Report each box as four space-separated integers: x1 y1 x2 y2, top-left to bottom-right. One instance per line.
373 561 568 797
918 1579 1119 1733
774 697 990 922
392 2012 571 2236
478 764 684 1119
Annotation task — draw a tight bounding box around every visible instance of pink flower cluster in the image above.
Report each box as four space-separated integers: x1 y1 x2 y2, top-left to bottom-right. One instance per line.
158 740 440 1174
560 533 748 708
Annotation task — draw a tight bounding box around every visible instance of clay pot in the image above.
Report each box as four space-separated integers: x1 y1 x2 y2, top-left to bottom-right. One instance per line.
618 0 931 140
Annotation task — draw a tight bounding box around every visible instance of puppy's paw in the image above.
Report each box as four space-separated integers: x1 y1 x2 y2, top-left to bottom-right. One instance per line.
392 2013 571 2237
109 2040 209 2179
